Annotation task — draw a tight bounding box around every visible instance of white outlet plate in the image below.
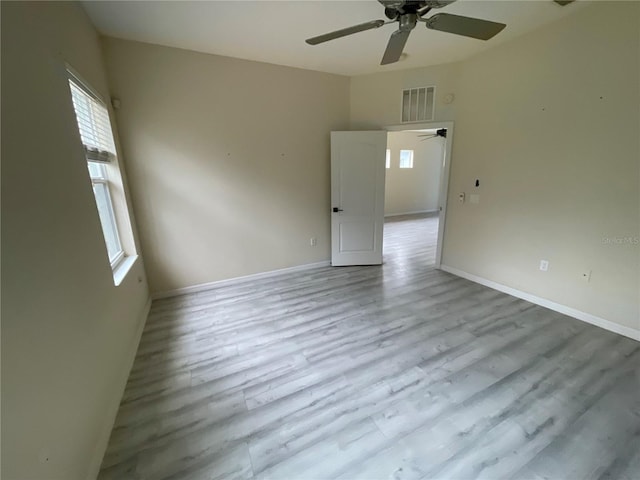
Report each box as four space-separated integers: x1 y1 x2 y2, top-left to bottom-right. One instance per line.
310 237 317 246
539 260 549 272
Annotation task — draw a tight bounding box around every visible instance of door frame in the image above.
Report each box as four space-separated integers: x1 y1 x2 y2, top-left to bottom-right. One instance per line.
385 121 454 268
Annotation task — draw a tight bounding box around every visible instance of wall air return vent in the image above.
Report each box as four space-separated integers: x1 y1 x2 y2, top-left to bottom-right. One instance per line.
401 86 435 123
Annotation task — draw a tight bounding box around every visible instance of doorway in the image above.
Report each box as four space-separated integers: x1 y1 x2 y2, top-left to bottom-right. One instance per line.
328 123 452 268
384 122 453 268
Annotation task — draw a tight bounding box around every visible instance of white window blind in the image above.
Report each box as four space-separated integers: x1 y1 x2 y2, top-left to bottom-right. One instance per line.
68 78 116 163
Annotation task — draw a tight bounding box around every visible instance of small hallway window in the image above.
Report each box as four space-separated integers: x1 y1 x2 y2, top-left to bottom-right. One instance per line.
399 149 414 168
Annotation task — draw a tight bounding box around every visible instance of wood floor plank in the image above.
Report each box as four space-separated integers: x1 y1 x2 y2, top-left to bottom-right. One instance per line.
99 213 639 479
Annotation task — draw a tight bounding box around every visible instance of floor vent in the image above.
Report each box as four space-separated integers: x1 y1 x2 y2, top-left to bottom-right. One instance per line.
401 86 435 123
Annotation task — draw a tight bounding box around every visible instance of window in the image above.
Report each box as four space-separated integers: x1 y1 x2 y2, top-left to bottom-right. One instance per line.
68 74 125 269
88 163 124 266
399 149 414 169
386 149 391 169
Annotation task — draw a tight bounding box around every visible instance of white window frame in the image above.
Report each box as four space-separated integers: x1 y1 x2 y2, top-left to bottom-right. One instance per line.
399 149 414 169
67 71 126 271
89 163 125 268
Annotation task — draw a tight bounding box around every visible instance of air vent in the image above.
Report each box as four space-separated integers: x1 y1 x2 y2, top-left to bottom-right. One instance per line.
401 86 435 123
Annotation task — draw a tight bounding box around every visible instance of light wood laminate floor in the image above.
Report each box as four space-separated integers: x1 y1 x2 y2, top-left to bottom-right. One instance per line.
99 214 640 480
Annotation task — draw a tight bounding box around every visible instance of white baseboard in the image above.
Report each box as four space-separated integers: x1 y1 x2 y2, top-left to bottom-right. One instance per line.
86 296 152 479
152 261 332 300
439 265 640 342
384 209 439 218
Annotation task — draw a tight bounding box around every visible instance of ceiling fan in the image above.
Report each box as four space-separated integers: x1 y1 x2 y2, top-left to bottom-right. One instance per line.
419 128 447 141
305 0 505 65
306 0 574 66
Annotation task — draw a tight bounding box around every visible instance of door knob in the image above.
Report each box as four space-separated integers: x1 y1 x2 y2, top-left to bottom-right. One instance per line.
332 207 344 213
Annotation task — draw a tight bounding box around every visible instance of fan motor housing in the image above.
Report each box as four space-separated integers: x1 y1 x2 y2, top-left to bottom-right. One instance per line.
379 0 456 12
379 1 410 10
399 14 418 31
426 0 457 8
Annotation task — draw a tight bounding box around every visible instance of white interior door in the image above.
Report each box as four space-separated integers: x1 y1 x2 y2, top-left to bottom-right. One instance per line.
331 131 387 266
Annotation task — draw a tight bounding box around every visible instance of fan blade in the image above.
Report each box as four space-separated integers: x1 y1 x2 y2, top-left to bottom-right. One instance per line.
381 29 411 65
306 20 385 45
425 13 506 40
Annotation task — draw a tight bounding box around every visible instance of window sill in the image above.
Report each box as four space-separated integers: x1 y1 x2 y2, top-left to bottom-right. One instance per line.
113 255 138 286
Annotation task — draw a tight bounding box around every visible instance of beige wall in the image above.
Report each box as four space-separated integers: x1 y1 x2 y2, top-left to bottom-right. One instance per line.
351 2 640 333
102 38 350 294
1 3 150 479
351 61 460 130
385 131 443 216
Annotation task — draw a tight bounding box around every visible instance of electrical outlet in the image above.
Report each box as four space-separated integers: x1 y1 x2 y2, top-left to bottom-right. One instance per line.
581 270 592 282
539 260 549 272
310 237 317 246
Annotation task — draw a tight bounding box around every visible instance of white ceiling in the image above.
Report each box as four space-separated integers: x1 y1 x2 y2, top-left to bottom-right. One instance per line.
83 0 587 76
